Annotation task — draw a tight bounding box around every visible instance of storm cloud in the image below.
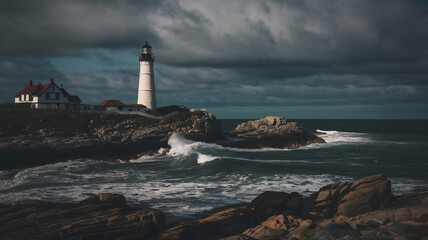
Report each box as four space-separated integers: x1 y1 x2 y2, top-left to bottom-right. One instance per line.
1 0 427 118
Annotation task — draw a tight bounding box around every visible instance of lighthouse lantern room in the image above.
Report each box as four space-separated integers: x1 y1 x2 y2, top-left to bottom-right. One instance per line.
137 41 157 109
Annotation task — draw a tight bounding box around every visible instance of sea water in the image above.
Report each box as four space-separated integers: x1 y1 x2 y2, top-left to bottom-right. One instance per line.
0 119 427 222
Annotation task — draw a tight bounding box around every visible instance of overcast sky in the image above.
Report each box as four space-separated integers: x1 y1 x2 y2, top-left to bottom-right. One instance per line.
1 0 427 118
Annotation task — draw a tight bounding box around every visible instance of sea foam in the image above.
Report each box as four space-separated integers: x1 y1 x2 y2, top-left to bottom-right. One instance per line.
316 129 372 144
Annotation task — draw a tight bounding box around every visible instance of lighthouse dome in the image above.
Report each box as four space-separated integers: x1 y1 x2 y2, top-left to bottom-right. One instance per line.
142 41 152 54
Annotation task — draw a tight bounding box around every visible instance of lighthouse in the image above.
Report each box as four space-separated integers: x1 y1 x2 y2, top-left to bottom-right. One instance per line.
137 41 157 109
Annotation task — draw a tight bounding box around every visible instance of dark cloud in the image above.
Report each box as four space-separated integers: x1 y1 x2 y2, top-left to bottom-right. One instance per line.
0 57 69 103
0 0 163 56
0 0 427 118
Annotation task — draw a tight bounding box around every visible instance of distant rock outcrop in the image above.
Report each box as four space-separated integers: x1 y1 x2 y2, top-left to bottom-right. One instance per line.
220 116 325 149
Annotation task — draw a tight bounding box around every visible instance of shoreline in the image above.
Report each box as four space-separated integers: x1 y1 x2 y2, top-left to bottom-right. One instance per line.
0 105 324 170
1 174 427 239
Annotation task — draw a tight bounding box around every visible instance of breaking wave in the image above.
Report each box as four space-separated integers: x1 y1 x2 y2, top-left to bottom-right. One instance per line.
1 121 427 222
316 129 372 144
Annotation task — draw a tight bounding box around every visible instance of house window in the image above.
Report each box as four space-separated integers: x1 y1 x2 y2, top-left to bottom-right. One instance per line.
29 95 33 101
19 95 22 101
55 93 60 99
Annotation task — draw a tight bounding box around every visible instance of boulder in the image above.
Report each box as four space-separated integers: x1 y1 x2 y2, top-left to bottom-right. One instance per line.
160 204 252 240
240 215 289 239
313 222 361 240
238 214 315 240
250 191 304 221
220 116 324 149
337 174 392 217
310 174 393 218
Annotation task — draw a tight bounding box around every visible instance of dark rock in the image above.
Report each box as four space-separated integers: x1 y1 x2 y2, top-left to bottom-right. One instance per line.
0 193 164 240
250 191 304 222
219 116 325 149
384 223 412 235
308 174 393 218
365 220 381 228
160 203 252 240
79 193 127 207
337 174 392 217
0 107 222 169
313 222 361 240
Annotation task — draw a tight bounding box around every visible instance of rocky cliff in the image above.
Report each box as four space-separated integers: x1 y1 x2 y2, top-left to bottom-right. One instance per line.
0 105 324 169
0 104 221 169
2 175 427 240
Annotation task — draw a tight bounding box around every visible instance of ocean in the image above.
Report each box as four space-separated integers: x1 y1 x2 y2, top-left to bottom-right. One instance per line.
1 119 427 222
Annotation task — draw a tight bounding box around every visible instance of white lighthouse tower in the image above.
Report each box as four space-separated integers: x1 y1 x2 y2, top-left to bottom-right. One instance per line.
137 41 157 109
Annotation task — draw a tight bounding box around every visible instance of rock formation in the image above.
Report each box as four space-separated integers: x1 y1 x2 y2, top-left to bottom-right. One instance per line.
0 104 221 169
220 116 325 149
1 175 427 239
0 193 164 240
0 106 325 169
160 174 428 240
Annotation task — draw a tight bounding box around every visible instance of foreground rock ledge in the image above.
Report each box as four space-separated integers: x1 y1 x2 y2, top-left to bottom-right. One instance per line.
2 176 426 239
0 193 165 240
160 174 428 240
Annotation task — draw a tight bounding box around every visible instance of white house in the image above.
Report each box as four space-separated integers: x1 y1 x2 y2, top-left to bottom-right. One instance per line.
14 78 82 110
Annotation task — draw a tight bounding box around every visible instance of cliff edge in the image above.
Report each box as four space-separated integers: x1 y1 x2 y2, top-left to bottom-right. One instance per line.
0 105 324 169
0 104 221 169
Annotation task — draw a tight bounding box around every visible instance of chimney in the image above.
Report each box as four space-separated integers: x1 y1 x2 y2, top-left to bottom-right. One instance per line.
50 78 54 84
29 80 33 86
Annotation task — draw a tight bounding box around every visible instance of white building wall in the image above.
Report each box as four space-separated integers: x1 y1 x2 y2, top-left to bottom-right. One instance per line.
37 85 68 104
137 60 157 109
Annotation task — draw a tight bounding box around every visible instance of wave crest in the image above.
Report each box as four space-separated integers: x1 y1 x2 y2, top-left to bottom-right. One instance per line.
316 129 372 144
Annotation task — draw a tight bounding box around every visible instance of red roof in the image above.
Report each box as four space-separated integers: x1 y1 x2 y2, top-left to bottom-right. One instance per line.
99 100 126 106
15 84 44 97
126 104 146 107
15 79 57 97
